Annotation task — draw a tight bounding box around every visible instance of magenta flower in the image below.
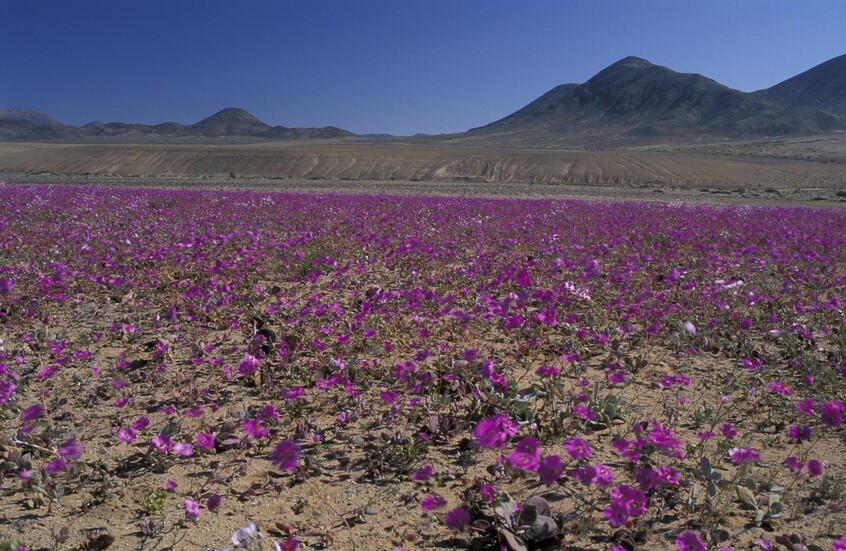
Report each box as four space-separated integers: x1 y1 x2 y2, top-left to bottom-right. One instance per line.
563 438 591 459
514 268 532 287
594 464 615 487
269 440 299 471
784 456 804 471
205 493 222 512
473 415 518 449
787 425 812 442
718 422 737 440
420 495 447 512
380 390 399 403
603 484 646 527
236 352 260 376
676 531 706 551
242 418 270 439
173 442 193 457
131 416 150 431
537 455 563 485
806 459 824 477
58 438 83 460
195 432 215 450
479 483 496 502
0 277 13 295
184 499 200 519
411 464 434 482
164 480 178 490
534 365 560 378
508 436 540 471
117 427 136 443
21 404 44 421
728 447 761 465
44 457 68 474
151 435 173 454
444 507 470 531
820 400 844 428
796 399 815 417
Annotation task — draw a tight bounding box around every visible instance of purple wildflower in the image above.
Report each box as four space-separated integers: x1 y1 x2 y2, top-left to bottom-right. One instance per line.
269 440 299 471
728 447 761 465
473 415 518 449
537 455 563 485
444 507 470 531
411 464 434 482
508 436 540 471
21 404 44 422
563 437 591 459
820 400 844 428
676 531 706 551
420 495 446 512
184 499 200 519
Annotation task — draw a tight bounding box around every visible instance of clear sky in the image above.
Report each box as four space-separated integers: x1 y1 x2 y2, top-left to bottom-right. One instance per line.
2 0 844 135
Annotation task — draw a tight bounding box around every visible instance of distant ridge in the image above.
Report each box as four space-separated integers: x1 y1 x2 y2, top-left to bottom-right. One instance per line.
460 56 843 146
0 107 356 142
756 53 846 117
0 108 62 127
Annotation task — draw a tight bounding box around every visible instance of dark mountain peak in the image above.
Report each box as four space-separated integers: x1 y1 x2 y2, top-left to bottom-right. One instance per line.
606 56 654 70
465 54 843 146
757 53 846 116
0 108 62 127
190 108 271 136
202 107 265 124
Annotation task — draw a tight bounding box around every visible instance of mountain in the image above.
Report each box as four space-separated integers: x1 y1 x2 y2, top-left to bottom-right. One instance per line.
189 108 271 137
0 108 62 127
756 53 846 117
0 107 355 141
461 56 843 146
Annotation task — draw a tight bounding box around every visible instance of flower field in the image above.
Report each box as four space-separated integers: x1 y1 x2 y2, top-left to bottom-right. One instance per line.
0 184 845 550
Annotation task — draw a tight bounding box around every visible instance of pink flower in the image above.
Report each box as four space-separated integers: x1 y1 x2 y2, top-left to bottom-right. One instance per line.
563 438 591 459
718 423 737 440
796 399 815 417
676 531 706 551
514 268 532 287
537 455 563 485
164 480 178 490
173 442 193 457
195 432 215 450
806 459 824 477
479 483 496 502
205 493 221 512
508 437 540 471
603 484 645 527
131 416 150 431
821 400 844 428
444 507 469 531
151 435 173 454
420 495 446 512
58 438 82 460
728 447 761 465
269 440 299 471
184 499 200 519
117 428 136 443
21 404 44 422
411 464 434 482
784 456 804 471
44 457 68 474
473 415 518 450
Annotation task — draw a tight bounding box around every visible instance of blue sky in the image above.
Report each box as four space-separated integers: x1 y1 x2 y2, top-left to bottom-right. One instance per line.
2 0 844 135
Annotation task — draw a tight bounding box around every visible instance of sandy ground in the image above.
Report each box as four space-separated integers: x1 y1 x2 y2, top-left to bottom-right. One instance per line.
1 141 845 203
